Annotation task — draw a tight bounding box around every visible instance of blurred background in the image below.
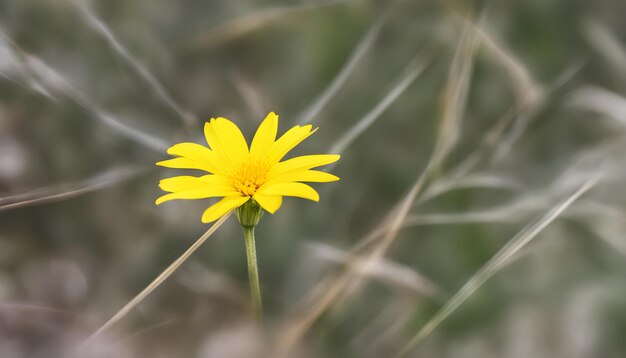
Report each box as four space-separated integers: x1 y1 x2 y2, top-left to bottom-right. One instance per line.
2 0 626 357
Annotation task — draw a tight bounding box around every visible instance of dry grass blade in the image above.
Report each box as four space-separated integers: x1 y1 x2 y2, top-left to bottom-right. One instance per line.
573 200 626 223
0 302 77 318
115 318 179 345
72 1 195 128
231 71 267 119
25 53 169 151
473 21 542 108
329 50 432 156
424 60 585 202
0 28 169 152
178 262 246 303
396 176 598 357
403 210 517 226
415 173 522 205
297 19 384 125
0 34 43 96
583 19 626 74
568 86 626 125
431 16 479 164
0 167 143 212
0 28 57 100
192 0 346 48
79 212 232 349
304 241 440 297
86 109 170 152
387 150 606 233
443 6 542 108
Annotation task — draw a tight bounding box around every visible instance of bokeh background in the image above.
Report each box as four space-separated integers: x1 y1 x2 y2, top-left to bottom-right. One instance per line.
2 0 626 357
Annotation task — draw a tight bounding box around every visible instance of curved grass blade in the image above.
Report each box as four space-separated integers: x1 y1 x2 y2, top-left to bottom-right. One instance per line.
0 167 143 212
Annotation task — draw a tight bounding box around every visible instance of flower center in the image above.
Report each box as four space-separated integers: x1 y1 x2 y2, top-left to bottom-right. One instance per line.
230 158 270 196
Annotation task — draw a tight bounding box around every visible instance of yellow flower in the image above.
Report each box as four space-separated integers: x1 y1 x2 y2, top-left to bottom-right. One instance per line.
156 112 340 223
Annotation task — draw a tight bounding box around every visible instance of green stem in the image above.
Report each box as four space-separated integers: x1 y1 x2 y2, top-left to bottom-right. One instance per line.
243 226 262 317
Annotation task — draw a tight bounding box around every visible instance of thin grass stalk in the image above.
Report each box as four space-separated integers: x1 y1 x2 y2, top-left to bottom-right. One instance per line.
73 0 195 128
80 212 232 348
0 167 143 212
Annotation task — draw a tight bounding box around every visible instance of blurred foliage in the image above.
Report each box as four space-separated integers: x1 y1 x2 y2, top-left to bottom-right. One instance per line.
2 0 626 357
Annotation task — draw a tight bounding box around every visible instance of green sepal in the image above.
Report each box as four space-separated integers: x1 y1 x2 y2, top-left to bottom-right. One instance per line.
235 198 264 228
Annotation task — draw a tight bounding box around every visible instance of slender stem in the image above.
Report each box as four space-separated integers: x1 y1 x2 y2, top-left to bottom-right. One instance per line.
243 226 262 317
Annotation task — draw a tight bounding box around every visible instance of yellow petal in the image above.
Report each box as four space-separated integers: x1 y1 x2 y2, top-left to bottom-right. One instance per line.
156 158 214 173
266 125 317 163
250 112 278 158
268 154 340 179
264 170 339 186
159 176 206 192
155 186 239 205
199 174 235 187
253 193 282 214
258 182 320 202
165 142 225 174
159 175 233 192
201 195 250 223
204 117 249 167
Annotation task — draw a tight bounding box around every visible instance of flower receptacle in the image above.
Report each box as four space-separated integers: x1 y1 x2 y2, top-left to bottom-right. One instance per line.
235 199 264 228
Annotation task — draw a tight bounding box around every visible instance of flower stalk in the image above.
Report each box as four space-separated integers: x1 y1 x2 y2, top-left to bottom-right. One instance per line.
243 226 262 317
236 199 264 317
